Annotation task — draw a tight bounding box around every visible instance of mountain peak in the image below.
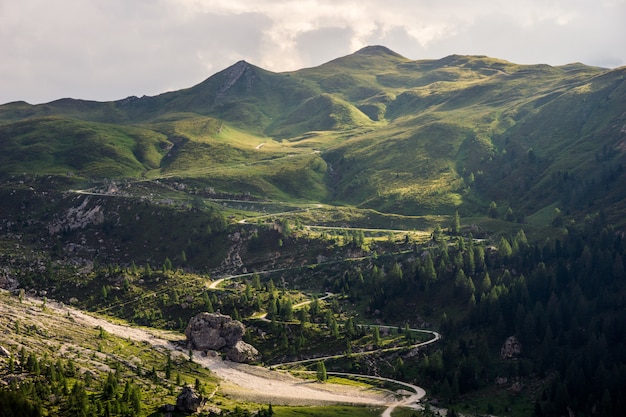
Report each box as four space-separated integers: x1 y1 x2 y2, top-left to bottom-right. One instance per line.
215 60 257 96
354 45 405 59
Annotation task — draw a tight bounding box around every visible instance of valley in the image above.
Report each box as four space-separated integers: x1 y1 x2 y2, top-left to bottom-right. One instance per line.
0 46 625 416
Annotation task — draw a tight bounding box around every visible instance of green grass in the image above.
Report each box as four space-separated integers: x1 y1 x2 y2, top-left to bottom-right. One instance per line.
0 47 623 223
0 116 170 177
272 405 384 417
267 93 377 139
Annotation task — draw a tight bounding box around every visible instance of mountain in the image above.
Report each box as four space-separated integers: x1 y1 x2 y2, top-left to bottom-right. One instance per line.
2 46 626 417
0 46 625 223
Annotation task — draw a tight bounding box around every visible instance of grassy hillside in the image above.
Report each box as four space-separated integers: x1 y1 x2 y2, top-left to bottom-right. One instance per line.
267 93 376 138
0 116 170 177
0 46 624 223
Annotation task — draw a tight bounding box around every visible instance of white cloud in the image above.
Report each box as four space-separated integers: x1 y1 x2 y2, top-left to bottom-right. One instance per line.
0 0 624 104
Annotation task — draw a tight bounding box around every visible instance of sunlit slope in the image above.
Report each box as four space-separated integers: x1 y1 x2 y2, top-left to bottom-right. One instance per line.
320 54 625 216
145 113 330 201
0 116 170 177
266 93 377 138
474 66 626 220
0 46 624 219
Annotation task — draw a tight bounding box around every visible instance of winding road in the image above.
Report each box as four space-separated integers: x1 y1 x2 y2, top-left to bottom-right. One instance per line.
328 372 425 417
63 189 441 414
7 264 439 415
208 271 441 415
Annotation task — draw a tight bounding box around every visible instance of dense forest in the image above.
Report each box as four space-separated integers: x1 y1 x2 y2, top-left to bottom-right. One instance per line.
322 214 626 416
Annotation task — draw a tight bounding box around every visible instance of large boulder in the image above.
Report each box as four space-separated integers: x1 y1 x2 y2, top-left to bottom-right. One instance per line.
500 335 522 359
225 340 260 363
185 312 259 363
185 312 244 351
176 386 204 413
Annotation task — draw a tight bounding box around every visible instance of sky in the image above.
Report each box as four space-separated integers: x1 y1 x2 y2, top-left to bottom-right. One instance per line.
1 0 625 104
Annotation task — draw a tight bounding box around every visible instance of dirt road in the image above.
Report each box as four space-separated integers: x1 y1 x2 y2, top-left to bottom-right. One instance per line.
36 298 389 407
2 291 434 414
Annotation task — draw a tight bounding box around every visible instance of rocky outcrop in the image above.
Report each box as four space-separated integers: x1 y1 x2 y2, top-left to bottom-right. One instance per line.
0 270 18 291
185 312 244 351
501 335 522 359
176 386 204 413
48 196 105 235
225 340 260 363
185 312 259 363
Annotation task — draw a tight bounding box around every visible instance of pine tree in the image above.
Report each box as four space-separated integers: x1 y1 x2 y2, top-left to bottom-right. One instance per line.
144 263 152 278
505 206 514 222
499 236 513 258
423 252 437 283
373 326 381 348
282 298 293 321
452 210 461 234
165 353 172 379
316 361 327 382
488 201 498 218
481 272 492 293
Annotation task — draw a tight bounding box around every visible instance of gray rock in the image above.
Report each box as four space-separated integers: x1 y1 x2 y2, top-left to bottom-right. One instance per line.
0 274 18 290
0 346 10 357
185 312 260 363
185 312 252 356
176 385 204 413
500 335 522 359
225 340 260 363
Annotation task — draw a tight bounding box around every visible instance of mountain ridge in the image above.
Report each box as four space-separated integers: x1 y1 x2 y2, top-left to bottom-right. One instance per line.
0 46 624 223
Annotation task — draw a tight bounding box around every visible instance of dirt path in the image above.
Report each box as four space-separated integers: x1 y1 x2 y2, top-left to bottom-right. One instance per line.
35 298 389 407
207 276 438 413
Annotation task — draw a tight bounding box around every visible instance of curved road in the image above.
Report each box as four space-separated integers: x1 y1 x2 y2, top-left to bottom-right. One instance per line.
209 272 441 416
328 372 425 417
68 184 444 415
273 327 440 367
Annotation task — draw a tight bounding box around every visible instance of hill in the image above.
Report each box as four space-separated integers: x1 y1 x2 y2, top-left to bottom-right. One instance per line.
1 46 624 224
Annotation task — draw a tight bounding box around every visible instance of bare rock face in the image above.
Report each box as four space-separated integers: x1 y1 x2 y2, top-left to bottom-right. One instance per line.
48 196 105 235
176 386 204 413
185 312 259 363
0 272 18 290
501 335 522 359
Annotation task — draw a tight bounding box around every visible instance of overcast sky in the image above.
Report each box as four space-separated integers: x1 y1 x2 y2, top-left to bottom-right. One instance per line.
1 0 625 104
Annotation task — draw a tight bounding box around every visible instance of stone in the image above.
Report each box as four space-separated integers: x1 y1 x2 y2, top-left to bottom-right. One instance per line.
0 346 10 357
500 335 522 359
176 385 204 413
0 274 18 290
205 405 222 415
225 340 260 363
185 312 245 351
184 312 259 363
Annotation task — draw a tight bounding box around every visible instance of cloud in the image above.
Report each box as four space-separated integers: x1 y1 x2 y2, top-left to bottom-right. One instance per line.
0 0 624 104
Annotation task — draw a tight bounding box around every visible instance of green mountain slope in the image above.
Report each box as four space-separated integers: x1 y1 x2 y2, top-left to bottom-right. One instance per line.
0 46 624 222
0 116 170 177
